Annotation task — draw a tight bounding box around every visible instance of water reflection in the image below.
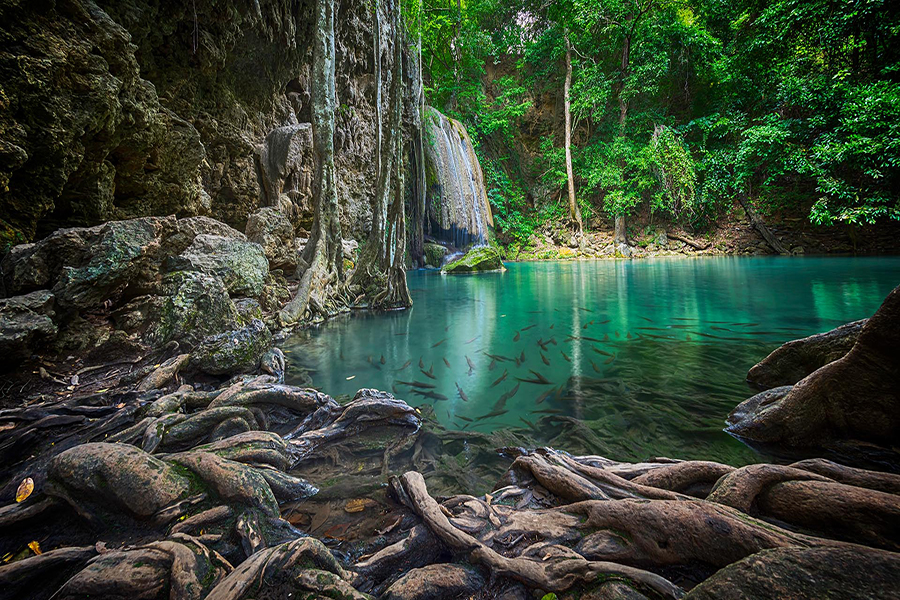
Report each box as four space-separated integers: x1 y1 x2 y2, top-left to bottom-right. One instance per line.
285 256 899 466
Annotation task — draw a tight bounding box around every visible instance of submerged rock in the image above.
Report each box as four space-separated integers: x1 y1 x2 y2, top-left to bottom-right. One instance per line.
191 319 274 376
441 246 505 273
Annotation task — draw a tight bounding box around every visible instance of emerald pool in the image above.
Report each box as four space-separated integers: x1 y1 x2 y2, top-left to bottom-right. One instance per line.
284 256 900 466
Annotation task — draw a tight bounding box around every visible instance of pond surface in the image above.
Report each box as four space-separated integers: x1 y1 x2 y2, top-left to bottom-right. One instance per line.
284 256 900 466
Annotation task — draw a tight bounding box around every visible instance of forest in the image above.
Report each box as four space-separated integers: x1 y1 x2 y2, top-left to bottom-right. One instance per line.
413 0 900 248
0 0 898 599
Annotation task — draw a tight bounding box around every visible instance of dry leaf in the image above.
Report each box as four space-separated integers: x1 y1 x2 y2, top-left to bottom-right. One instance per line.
115 402 125 409
343 498 375 513
28 541 42 555
15 477 34 503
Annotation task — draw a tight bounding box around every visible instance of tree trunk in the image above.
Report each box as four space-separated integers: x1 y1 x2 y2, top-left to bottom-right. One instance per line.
349 0 411 310
614 216 627 244
408 11 426 268
737 194 790 255
278 0 347 326
564 33 582 236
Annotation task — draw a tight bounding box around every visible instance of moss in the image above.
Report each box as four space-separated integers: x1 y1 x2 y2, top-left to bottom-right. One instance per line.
441 246 505 273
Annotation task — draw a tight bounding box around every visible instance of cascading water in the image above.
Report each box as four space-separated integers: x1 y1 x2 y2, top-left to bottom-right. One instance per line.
422 106 494 251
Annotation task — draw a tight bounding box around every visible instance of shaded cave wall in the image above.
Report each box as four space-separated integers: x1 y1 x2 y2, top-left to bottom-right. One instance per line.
0 0 415 251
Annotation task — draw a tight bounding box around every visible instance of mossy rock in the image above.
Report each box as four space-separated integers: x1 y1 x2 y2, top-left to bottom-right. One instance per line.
424 243 449 268
441 246 505 274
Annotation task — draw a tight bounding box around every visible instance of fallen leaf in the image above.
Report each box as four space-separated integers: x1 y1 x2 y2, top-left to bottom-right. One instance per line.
344 498 376 513
0 423 15 432
28 541 41 555
115 402 125 409
16 477 34 503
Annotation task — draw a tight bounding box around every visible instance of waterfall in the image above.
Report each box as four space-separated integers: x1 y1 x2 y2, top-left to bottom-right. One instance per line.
422 106 494 250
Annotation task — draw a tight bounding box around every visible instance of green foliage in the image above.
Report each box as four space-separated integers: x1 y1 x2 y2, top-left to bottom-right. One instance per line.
417 0 900 237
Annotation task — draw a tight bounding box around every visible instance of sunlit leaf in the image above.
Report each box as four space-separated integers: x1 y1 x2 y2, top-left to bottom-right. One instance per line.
15 477 34 503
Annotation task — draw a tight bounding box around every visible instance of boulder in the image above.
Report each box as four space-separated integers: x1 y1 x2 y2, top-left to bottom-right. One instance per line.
191 319 273 376
747 319 866 389
424 242 449 268
244 207 297 271
684 546 900 600
168 216 247 255
441 246 504 273
0 290 57 361
142 271 241 347
168 234 269 297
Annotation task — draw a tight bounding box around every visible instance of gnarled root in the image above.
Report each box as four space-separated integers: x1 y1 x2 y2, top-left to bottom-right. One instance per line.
394 471 684 599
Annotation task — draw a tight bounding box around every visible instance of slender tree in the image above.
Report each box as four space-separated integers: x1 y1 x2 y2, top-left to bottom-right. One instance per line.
564 31 583 236
279 0 348 325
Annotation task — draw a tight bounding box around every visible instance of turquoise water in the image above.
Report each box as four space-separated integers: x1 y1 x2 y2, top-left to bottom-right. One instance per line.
284 256 899 465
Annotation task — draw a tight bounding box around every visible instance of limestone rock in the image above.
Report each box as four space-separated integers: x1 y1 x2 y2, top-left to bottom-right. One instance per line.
747 319 866 389
0 1 205 248
191 319 274 376
168 217 247 256
168 234 269 297
258 125 315 227
0 290 57 361
143 271 241 347
441 246 505 274
423 242 449 268
245 208 297 271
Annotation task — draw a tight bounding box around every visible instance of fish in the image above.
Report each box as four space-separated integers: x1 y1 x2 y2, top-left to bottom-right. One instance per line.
590 360 603 373
513 331 521 342
457 415 473 423
412 390 448 402
432 339 447 348
685 334 692 341
604 356 615 364
484 352 513 362
395 359 412 371
581 336 604 343
488 359 497 371
615 331 620 338
541 352 551 366
583 320 594 329
394 332 409 336
626 332 632 339
561 351 571 362
639 316 654 322
537 339 549 351
445 325 451 331
533 408 563 414
466 355 476 374
578 307 594 312
520 351 526 363
597 319 611 325
380 355 386 365
493 383 520 411
465 336 481 344
418 357 425 369
518 369 551 385
550 323 555 329
564 335 579 342
603 333 610 341
519 417 537 430
421 365 436 380
339 351 345 361
396 380 436 389
476 409 509 421
592 346 614 357
491 370 509 387
521 324 537 331
443 357 452 369
456 383 469 402
535 388 555 404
